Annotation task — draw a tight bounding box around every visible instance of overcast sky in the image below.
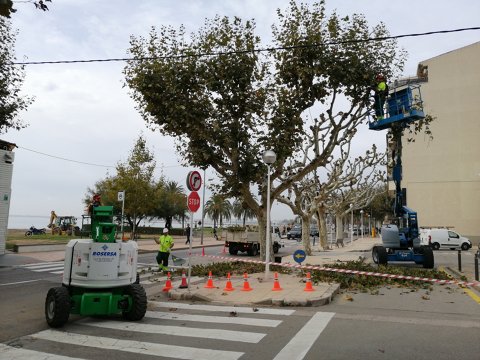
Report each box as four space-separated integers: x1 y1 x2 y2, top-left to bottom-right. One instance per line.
3 0 479 227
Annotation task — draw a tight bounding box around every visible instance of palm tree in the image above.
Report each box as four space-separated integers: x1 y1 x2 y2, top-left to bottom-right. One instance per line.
156 180 187 229
232 198 256 227
204 194 232 227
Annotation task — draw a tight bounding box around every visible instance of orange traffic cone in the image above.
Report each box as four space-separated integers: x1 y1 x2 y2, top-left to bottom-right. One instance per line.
202 247 205 257
204 271 216 289
272 272 283 291
241 273 253 291
223 272 234 291
162 272 173 292
179 270 188 289
304 272 314 292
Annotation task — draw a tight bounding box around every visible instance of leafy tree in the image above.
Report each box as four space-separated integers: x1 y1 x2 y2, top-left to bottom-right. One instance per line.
124 1 414 259
232 198 257 227
155 180 187 229
204 195 232 228
0 0 52 18
0 17 33 133
85 136 157 237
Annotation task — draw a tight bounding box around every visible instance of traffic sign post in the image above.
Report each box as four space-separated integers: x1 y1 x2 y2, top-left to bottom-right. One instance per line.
185 170 203 288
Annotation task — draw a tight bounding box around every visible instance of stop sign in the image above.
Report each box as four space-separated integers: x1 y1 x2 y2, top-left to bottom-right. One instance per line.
187 191 201 213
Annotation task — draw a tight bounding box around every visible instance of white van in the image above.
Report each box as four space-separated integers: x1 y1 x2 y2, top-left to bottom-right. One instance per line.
419 228 472 251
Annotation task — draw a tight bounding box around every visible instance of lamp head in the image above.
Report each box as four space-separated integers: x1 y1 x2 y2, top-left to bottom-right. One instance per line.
262 150 277 165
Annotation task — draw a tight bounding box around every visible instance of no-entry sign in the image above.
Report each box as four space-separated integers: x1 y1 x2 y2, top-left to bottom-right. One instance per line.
187 191 201 213
186 171 202 192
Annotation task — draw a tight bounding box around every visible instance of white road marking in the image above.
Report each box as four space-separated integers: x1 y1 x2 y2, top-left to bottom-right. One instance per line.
145 310 282 327
150 301 296 315
20 262 64 269
81 318 266 343
0 279 41 287
31 330 244 360
32 266 65 272
0 343 83 359
273 311 335 360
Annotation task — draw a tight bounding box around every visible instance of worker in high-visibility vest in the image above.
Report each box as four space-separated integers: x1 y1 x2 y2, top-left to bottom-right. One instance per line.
155 228 174 272
373 74 389 120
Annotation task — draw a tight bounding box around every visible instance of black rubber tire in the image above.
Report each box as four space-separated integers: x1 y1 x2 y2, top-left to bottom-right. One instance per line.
432 242 440 250
122 284 147 321
247 244 258 256
374 246 388 265
229 247 238 255
422 246 434 269
45 287 71 328
372 246 379 264
273 244 280 254
25 231 32 236
461 243 470 251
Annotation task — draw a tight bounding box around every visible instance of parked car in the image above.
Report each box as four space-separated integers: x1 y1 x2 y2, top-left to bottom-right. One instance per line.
420 228 472 250
287 227 302 240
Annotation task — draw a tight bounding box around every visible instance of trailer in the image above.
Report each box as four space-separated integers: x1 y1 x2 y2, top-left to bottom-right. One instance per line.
224 226 283 256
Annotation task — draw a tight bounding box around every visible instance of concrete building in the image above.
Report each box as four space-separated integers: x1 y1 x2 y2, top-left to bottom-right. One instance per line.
402 41 480 245
0 140 16 255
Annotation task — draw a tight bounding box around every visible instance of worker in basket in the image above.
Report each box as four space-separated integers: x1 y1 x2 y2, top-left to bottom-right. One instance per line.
372 73 389 120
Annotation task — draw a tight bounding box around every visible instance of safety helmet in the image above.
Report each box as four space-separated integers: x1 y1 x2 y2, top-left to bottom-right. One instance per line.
163 228 169 233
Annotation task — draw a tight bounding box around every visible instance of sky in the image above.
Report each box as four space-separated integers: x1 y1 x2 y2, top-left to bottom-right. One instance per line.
3 0 480 228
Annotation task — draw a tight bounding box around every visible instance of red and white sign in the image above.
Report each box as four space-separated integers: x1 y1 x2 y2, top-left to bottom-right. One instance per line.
186 171 202 192
187 191 201 213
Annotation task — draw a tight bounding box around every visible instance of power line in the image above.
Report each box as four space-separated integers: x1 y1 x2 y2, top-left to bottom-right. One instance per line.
12 26 480 66
18 145 185 169
18 146 114 168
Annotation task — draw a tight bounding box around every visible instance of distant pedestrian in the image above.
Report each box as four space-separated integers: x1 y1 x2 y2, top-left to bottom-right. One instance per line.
185 224 191 245
213 225 218 240
155 228 174 272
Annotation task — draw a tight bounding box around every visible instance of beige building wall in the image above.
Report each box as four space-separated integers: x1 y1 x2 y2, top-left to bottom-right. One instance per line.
402 42 480 244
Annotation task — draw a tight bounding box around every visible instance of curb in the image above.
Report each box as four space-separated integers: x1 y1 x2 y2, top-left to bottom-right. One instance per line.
164 277 340 307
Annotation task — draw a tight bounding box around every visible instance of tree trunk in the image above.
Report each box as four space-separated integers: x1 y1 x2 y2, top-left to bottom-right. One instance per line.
335 214 344 246
258 215 268 260
317 209 328 249
301 216 312 255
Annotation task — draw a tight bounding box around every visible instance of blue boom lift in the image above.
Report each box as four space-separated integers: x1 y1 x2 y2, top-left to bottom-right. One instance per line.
370 83 434 268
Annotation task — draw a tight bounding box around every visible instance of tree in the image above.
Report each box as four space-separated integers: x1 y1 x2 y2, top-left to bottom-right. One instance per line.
0 0 52 18
278 142 386 252
232 198 257 227
124 1 411 259
0 17 33 134
85 136 157 237
204 195 232 228
155 180 187 229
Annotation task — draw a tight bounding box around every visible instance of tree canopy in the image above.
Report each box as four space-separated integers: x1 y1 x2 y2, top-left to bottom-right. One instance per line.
124 0 410 258
85 136 187 235
0 17 33 134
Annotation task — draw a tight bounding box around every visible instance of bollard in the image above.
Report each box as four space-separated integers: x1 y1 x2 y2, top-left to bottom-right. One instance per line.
457 250 462 272
475 250 479 282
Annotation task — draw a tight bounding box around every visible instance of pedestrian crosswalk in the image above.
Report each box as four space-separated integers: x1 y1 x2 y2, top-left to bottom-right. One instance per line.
17 261 158 276
0 301 332 360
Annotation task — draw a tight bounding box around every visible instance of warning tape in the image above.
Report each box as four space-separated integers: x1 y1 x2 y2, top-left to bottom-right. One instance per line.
193 253 480 287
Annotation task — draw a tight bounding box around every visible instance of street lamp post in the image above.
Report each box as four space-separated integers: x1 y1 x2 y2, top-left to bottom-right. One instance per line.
262 150 276 279
350 203 353 244
360 209 364 238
